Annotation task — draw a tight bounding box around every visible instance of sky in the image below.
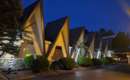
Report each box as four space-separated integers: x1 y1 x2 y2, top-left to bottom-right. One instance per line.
22 0 130 32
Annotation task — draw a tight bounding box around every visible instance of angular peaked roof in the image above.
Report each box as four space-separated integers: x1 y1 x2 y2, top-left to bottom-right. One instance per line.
86 32 114 50
45 16 68 42
20 0 41 24
85 32 96 46
69 27 87 46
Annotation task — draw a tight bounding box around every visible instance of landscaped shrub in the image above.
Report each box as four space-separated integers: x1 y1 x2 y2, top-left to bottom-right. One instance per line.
92 58 102 66
24 55 34 68
31 59 41 73
63 57 75 70
92 57 116 66
101 57 116 65
37 55 49 71
24 54 49 73
77 55 93 66
50 57 75 70
50 60 61 70
24 55 40 73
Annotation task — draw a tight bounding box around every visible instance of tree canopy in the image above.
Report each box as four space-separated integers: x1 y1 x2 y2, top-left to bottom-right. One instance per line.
0 0 22 56
98 28 114 37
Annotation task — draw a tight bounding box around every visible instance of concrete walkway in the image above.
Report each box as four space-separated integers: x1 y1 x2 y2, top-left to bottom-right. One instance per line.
20 68 130 80
5 64 130 80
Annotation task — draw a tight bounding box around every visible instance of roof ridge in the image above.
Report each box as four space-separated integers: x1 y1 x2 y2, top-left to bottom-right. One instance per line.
21 0 40 24
45 16 68 42
46 16 68 25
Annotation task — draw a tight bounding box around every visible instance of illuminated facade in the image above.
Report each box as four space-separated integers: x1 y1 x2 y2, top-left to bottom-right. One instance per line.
87 33 96 59
102 35 117 58
69 27 87 62
45 17 69 63
19 0 44 58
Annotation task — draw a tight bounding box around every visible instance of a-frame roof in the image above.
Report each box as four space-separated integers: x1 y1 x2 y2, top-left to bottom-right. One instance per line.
69 27 87 46
45 16 68 42
86 32 111 50
19 0 44 56
20 0 41 24
85 32 97 47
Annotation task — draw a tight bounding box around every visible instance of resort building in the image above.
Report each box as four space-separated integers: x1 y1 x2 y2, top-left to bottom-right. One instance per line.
86 32 97 59
19 0 45 58
102 35 116 58
45 17 69 63
69 27 87 62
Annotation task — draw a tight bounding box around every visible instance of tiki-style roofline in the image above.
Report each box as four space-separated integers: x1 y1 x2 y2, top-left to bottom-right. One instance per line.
45 16 68 42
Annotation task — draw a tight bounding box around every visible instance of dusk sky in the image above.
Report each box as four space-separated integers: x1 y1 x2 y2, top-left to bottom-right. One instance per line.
22 0 130 32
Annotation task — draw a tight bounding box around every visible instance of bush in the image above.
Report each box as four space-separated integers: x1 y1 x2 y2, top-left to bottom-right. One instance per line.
63 57 75 70
50 60 61 70
91 57 115 66
77 55 93 66
101 57 116 65
24 55 39 73
31 59 41 73
24 55 34 68
37 55 49 71
50 57 75 70
24 55 49 73
92 58 102 66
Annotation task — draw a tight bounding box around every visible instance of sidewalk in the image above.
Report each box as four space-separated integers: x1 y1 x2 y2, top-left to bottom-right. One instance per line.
7 70 33 80
6 67 92 80
7 69 76 80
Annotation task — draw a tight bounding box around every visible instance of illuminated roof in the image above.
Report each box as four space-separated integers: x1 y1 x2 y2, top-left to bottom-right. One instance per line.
45 16 67 42
69 27 87 46
20 0 40 24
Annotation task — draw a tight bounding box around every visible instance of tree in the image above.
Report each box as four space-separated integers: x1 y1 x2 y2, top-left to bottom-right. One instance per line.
99 28 106 34
0 0 22 56
98 28 114 37
111 32 130 51
106 30 114 36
